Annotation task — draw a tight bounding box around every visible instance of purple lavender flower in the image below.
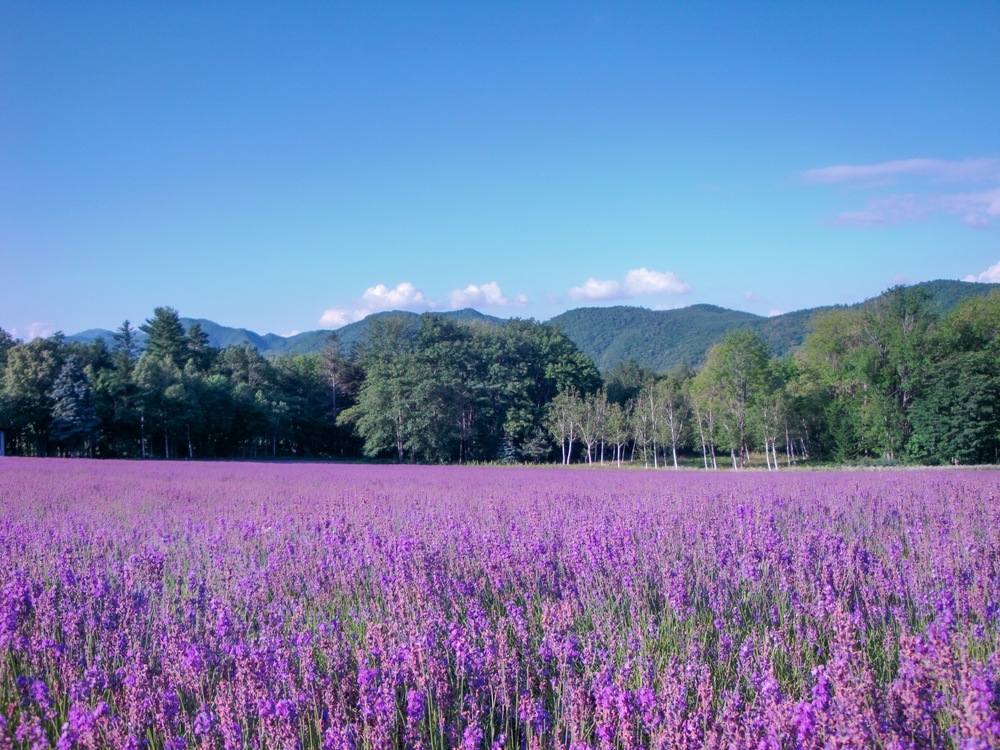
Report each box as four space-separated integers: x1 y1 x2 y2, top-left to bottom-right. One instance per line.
2 459 999 748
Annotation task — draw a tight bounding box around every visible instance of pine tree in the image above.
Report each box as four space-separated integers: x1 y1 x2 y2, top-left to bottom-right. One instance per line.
112 320 140 375
185 322 213 371
499 435 519 464
520 427 551 464
50 356 99 456
140 307 187 367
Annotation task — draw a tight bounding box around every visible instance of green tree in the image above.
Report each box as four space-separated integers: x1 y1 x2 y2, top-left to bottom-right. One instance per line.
605 400 631 467
185 322 215 372
214 344 275 456
630 391 654 467
112 320 141 374
697 331 770 468
604 358 656 405
0 335 64 455
134 355 183 458
50 355 99 456
273 353 338 457
907 289 1000 465
320 332 346 419
796 308 868 461
545 387 582 464
752 358 791 470
0 328 21 456
186 372 236 458
940 288 1000 355
910 350 999 465
520 427 552 463
480 320 600 456
96 320 143 456
798 287 938 462
655 369 691 469
577 389 610 464
856 285 936 460
0 327 17 369
688 372 719 470
140 307 188 368
338 316 418 461
404 316 487 463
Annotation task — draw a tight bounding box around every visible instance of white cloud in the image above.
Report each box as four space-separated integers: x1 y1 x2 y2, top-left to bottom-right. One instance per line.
14 322 56 341
805 158 1000 229
944 187 1000 227
360 282 429 311
448 282 527 309
831 194 931 228
965 260 1000 283
319 281 432 327
828 188 1000 229
319 280 528 327
803 158 1000 186
767 309 785 318
623 267 692 295
569 267 692 302
569 278 624 301
318 308 357 328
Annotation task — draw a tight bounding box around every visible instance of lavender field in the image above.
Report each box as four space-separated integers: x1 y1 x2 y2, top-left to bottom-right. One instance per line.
1 460 998 749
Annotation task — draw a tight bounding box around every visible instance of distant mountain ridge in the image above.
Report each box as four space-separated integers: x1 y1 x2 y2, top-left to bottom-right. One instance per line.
67 309 506 358
66 280 999 372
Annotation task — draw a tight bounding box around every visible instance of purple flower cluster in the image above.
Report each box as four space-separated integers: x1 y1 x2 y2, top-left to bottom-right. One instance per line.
1 459 999 748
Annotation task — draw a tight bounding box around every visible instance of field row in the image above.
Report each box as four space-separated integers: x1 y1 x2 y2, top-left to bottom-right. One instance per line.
1 460 998 748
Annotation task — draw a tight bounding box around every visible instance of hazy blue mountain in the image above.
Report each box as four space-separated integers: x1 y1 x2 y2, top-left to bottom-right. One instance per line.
67 309 504 355
180 318 281 352
66 328 145 346
66 280 998 371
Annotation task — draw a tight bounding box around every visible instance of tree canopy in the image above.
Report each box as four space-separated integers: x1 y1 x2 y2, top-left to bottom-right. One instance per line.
1 288 998 466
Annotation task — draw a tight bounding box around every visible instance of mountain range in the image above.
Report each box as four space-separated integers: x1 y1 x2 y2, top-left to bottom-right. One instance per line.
67 280 998 373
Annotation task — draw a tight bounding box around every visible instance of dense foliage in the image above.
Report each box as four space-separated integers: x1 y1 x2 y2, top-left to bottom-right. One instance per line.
549 279 998 372
1 461 998 748
0 308 598 463
1 284 998 465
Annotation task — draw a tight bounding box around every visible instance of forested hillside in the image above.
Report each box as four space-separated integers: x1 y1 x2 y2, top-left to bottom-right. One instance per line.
68 309 504 357
4 282 998 466
67 280 996 372
550 279 998 371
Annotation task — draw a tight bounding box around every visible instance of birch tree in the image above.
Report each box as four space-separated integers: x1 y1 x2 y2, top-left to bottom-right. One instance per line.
656 371 690 469
545 388 581 464
698 331 770 469
605 401 631 467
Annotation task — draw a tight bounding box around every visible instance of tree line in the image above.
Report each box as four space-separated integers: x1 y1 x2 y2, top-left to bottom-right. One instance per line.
0 307 599 462
1 285 997 466
547 285 999 468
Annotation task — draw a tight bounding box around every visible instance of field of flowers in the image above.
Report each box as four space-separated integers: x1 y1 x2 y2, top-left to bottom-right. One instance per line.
1 459 998 749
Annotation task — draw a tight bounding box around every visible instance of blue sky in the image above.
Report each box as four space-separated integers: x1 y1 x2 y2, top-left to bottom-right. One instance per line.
2 1 998 339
